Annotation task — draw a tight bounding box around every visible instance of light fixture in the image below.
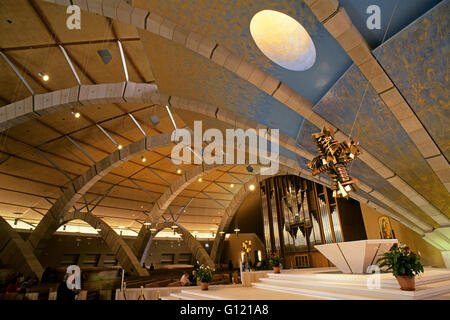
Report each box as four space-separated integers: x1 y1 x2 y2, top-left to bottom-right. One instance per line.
246 165 254 173
234 227 240 235
117 144 123 150
198 177 203 182
177 168 182 174
150 227 157 232
141 156 147 162
230 184 234 188
144 221 151 226
249 184 255 191
72 111 81 118
38 72 49 81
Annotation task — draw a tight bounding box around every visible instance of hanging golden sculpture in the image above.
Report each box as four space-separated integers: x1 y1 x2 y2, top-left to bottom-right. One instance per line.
307 127 361 198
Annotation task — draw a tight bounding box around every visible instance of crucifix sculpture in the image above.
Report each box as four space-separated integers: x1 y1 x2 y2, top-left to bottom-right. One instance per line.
307 127 361 198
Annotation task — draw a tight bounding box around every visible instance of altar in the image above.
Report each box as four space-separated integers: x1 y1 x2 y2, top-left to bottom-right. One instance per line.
315 239 398 274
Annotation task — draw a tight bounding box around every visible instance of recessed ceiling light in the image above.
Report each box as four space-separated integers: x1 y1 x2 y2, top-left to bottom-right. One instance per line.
117 144 123 150
230 184 234 188
141 156 147 162
249 184 255 191
72 111 80 118
177 169 182 174
38 72 49 81
198 177 202 182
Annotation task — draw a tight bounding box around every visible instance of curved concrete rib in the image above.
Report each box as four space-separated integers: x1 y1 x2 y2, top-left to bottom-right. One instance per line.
7 0 445 228
0 216 44 278
139 221 214 268
27 133 174 258
0 82 312 163
61 211 148 276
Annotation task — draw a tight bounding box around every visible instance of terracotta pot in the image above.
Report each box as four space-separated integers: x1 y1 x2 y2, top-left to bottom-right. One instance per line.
273 266 280 274
396 276 415 291
200 282 209 291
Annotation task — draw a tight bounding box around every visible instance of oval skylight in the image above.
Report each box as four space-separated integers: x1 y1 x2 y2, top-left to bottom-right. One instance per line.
250 10 316 71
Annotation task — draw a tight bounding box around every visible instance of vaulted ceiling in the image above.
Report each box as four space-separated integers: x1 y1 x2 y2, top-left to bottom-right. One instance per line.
0 0 448 242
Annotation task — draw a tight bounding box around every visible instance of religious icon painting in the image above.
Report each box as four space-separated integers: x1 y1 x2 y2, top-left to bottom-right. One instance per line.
378 216 395 239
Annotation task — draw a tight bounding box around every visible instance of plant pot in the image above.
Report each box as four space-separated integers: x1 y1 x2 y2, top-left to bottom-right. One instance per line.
200 282 209 291
273 266 280 274
396 276 415 291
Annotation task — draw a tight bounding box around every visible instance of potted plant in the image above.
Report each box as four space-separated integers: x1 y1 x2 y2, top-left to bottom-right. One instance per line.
269 252 283 273
196 265 213 290
376 244 424 291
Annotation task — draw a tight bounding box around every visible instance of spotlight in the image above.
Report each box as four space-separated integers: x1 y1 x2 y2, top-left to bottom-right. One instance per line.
198 177 202 182
141 156 147 162
230 184 234 188
177 168 182 174
249 184 255 191
117 144 123 150
39 72 49 81
246 165 254 173
72 111 81 118
144 221 151 226
150 227 157 232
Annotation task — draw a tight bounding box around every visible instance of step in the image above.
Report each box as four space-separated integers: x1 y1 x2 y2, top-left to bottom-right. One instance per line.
252 282 383 300
267 268 450 288
178 289 234 300
259 277 450 300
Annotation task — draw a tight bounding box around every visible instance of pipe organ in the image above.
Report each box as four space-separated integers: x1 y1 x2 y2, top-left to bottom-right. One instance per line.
259 175 366 268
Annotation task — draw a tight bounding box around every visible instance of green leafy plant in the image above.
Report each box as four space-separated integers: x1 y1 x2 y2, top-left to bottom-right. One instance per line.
196 265 213 283
268 252 283 267
376 244 424 278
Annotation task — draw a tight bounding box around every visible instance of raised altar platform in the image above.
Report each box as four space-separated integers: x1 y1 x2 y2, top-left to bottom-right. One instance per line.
315 239 398 274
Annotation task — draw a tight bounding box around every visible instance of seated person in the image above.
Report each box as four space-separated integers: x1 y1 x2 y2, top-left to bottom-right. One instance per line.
180 272 190 286
188 270 197 286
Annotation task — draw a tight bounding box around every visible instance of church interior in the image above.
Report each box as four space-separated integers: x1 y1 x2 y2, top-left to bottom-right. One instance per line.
0 0 448 302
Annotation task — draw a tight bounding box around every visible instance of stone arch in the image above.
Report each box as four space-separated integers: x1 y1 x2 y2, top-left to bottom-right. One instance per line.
140 221 214 268
0 216 44 278
0 82 311 162
27 133 174 258
59 211 148 276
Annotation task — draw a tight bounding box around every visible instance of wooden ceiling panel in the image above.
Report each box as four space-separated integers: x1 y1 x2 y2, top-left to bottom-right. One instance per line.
39 138 93 167
64 42 127 84
18 148 86 177
0 58 31 104
100 115 144 142
0 188 50 209
0 138 30 156
0 172 60 199
7 46 78 92
39 109 92 135
36 0 115 44
0 156 71 186
118 178 168 195
69 126 117 154
77 103 124 123
0 0 55 48
109 159 143 177
6 119 61 146
108 185 156 204
121 41 154 83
